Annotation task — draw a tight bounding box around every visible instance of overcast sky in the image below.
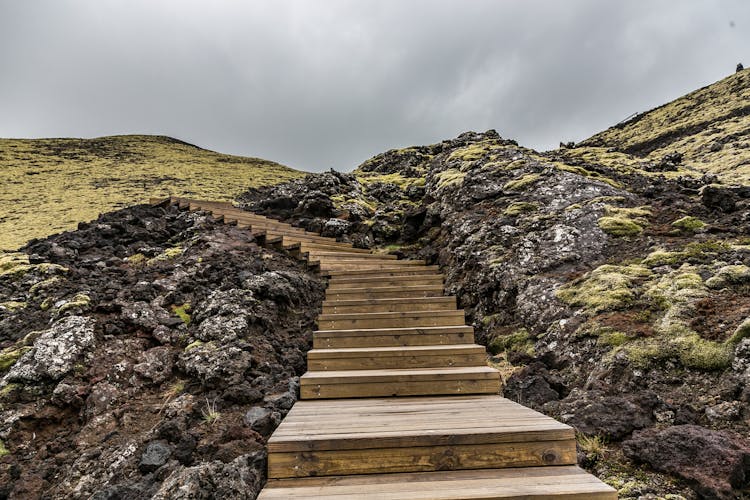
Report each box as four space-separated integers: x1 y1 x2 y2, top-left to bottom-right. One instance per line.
1 1 748 172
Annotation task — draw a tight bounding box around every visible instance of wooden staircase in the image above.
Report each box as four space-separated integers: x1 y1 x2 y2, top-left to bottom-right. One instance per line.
156 198 616 499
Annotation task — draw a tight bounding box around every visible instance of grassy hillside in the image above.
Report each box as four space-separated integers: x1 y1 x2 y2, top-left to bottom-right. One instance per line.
0 135 304 250
577 70 750 184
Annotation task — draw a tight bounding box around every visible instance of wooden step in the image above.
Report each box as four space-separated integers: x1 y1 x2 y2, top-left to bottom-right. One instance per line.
259 465 617 499
324 266 441 277
267 395 575 477
325 287 445 301
287 241 372 254
300 366 500 399
322 296 456 314
314 325 475 348
318 310 465 330
281 237 356 251
305 251 398 260
327 275 444 289
319 258 425 266
307 344 487 371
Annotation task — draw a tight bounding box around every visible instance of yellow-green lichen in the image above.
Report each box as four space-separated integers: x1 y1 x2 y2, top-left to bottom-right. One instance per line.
29 276 63 295
503 202 539 216
184 340 205 351
356 172 426 190
147 247 183 266
57 293 92 314
557 264 651 314
488 329 535 356
0 439 9 458
126 253 148 267
435 168 466 189
0 346 31 372
0 301 27 312
172 303 192 325
503 173 542 191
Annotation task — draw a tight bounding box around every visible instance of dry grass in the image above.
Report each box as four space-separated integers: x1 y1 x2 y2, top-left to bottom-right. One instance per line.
0 135 305 250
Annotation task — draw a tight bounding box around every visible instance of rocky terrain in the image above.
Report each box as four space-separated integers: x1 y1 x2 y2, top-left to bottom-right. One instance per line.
0 135 303 250
239 71 750 498
1 70 749 499
0 204 323 498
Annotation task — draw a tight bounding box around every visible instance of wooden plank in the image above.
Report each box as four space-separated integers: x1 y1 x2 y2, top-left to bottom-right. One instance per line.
322 296 456 314
305 251 398 260
306 344 486 371
327 275 444 289
313 325 475 348
268 438 576 478
300 376 499 399
325 286 445 301
324 266 441 277
258 466 617 500
317 310 465 330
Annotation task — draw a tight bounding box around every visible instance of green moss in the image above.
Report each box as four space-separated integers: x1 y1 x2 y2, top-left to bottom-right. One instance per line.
0 346 31 372
598 216 643 236
147 247 183 266
503 202 539 216
126 253 148 267
487 329 535 356
641 249 683 267
0 439 9 458
675 334 733 370
672 215 706 232
40 297 53 311
448 141 504 162
29 276 63 295
0 301 27 312
57 293 91 314
0 253 32 278
556 264 651 314
503 173 541 191
356 172 426 190
598 205 650 237
172 303 191 325
185 340 205 351
554 163 621 188
597 331 629 347
434 168 466 189
706 265 750 289
727 317 750 344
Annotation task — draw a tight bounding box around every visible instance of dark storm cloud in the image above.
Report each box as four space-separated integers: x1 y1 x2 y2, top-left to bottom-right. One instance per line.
1 0 748 171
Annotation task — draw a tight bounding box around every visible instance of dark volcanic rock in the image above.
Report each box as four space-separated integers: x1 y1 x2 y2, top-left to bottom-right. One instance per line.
139 440 172 473
543 389 655 440
623 425 750 499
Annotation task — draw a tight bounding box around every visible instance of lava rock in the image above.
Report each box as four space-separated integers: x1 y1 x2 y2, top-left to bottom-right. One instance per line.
623 425 750 498
139 440 172 473
544 389 654 440
2 315 96 384
701 184 738 212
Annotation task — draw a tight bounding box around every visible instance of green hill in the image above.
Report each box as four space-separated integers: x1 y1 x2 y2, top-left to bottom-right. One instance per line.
0 135 304 250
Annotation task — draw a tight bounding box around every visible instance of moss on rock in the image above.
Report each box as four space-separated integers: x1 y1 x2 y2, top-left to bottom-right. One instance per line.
503 173 541 191
557 264 652 314
503 202 539 216
671 216 706 233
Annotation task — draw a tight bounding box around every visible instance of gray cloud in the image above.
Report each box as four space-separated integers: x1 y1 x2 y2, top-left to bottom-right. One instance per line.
1 0 748 171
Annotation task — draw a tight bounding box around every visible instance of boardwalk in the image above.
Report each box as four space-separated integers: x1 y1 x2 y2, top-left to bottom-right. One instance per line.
164 198 615 499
